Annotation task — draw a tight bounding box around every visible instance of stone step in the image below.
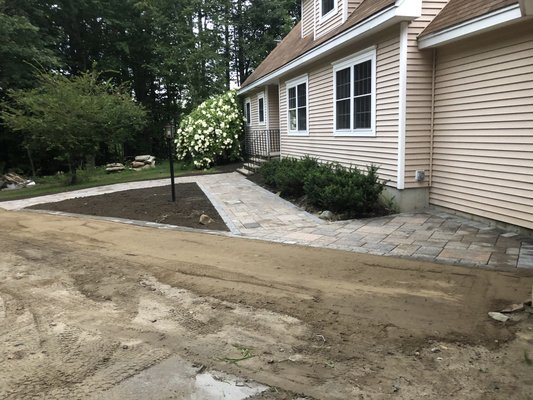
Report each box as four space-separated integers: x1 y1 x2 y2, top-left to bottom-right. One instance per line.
236 167 254 176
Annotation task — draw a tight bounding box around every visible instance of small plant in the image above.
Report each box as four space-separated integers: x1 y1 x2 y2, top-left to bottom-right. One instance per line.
525 350 532 366
219 344 255 364
175 90 243 169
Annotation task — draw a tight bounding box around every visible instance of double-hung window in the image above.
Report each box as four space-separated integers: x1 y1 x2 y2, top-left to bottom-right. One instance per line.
258 92 266 125
321 0 335 18
333 48 376 136
245 98 251 125
286 75 308 135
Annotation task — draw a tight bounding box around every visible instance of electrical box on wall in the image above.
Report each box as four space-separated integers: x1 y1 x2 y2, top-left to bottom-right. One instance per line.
415 170 425 181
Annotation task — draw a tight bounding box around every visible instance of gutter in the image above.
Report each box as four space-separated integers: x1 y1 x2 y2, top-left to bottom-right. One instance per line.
418 4 523 49
238 1 421 96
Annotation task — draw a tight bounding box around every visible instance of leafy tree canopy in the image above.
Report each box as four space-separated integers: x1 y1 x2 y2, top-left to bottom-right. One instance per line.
2 70 147 183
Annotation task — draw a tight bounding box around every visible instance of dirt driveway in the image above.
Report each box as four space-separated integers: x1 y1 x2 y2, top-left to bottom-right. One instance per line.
1 209 533 399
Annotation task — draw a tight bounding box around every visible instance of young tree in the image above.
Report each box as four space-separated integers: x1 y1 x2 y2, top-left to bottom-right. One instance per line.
2 70 147 184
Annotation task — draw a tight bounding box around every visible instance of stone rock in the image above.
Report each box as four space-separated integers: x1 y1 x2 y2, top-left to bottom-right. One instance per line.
199 214 214 225
106 163 124 168
135 155 152 162
319 210 334 220
488 312 510 322
105 166 125 173
132 161 145 168
501 303 525 313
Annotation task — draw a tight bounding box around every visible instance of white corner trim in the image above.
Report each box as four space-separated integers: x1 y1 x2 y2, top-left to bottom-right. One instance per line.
342 0 348 22
301 1 305 38
520 0 533 15
397 21 408 190
238 2 418 96
418 4 523 49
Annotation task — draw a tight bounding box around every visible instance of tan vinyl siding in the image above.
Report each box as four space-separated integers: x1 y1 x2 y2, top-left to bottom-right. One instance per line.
430 21 533 230
347 0 363 15
315 0 345 39
267 85 280 130
302 0 314 37
404 0 449 189
280 29 400 185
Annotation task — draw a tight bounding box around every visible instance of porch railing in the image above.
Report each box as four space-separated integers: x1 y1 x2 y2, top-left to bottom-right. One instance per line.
244 129 280 159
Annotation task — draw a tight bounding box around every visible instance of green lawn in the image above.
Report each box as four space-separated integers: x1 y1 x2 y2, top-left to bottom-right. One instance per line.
0 161 231 202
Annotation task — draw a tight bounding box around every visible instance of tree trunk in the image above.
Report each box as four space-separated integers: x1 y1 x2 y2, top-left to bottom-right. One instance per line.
26 146 36 178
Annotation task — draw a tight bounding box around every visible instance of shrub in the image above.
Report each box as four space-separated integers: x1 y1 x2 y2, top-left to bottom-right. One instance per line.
304 164 385 216
260 156 319 197
260 156 387 217
175 90 243 169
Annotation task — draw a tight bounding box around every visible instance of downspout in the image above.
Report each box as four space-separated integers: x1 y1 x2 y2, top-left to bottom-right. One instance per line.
428 48 436 186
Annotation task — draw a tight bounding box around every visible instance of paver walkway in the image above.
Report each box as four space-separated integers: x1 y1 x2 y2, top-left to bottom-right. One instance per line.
2 172 532 270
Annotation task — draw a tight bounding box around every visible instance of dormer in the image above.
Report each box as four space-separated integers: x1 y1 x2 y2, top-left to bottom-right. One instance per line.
301 0 365 39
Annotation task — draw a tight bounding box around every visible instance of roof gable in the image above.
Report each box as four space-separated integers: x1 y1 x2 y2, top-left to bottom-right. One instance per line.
420 0 519 37
240 0 396 89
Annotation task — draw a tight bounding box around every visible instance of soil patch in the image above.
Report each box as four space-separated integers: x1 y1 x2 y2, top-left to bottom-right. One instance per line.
27 182 228 231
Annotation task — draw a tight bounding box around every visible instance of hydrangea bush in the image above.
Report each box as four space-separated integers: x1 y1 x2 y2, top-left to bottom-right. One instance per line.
175 90 243 169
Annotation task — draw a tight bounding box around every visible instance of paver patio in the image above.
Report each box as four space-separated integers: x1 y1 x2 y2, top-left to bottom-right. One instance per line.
1 172 532 270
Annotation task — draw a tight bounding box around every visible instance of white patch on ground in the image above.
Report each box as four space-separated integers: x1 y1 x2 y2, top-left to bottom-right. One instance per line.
99 356 268 400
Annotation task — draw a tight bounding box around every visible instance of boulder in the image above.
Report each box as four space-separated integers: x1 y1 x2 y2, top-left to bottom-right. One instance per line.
106 163 124 168
488 312 510 322
131 161 145 168
199 214 214 225
319 210 334 221
135 155 152 162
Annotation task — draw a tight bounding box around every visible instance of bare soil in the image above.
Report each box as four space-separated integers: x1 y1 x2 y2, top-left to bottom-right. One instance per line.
27 182 228 231
1 209 533 399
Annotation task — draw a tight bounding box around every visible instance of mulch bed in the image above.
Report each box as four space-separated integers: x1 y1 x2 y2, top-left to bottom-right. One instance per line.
27 182 228 231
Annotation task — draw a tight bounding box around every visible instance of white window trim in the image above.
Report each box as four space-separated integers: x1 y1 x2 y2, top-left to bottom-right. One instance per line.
244 97 251 126
257 92 266 126
319 0 337 23
332 47 377 137
286 74 309 136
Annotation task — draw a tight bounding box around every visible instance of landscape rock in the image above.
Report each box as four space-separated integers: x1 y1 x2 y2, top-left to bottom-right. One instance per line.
199 214 214 225
319 210 334 220
501 303 525 313
131 161 145 168
1 173 35 190
105 164 125 174
131 155 156 171
488 312 510 322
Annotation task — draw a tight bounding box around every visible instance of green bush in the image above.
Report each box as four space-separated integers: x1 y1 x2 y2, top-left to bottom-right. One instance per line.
260 156 387 217
260 156 319 197
304 164 385 216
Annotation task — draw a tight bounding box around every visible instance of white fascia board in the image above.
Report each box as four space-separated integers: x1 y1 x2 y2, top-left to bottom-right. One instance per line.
418 4 523 49
238 3 419 96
